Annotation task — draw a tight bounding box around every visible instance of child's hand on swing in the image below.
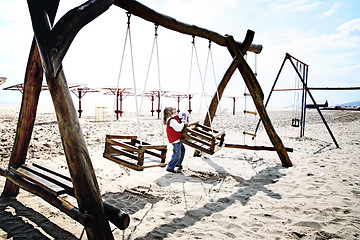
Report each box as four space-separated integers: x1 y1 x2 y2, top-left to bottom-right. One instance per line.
179 112 190 124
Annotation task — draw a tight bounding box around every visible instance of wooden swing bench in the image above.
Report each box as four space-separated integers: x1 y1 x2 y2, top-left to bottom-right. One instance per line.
103 135 167 171
181 121 225 155
0 162 130 230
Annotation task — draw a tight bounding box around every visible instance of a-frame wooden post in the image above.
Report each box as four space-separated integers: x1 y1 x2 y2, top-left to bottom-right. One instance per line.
2 38 44 197
1 1 115 239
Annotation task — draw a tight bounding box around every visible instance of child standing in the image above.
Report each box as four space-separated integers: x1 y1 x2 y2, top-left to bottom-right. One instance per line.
163 107 188 173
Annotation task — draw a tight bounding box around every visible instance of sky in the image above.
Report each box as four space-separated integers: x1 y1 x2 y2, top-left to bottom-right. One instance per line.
0 0 359 114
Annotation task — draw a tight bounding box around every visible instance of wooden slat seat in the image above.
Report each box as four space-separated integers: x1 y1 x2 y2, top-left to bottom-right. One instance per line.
181 121 225 155
2 163 130 230
10 166 66 196
103 135 167 171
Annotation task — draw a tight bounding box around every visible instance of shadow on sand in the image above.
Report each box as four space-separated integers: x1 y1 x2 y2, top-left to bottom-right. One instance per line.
136 156 285 239
0 197 77 239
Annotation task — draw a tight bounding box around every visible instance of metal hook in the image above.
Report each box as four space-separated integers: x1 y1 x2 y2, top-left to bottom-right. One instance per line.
126 12 131 25
155 24 159 36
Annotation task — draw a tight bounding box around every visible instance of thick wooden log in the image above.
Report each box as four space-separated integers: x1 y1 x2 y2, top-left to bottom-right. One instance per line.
27 1 114 239
50 68 114 239
2 0 60 197
103 201 130 230
113 0 262 54
2 39 43 197
224 144 293 152
225 35 292 167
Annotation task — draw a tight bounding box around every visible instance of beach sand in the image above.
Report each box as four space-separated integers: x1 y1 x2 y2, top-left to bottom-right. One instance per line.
0 105 359 239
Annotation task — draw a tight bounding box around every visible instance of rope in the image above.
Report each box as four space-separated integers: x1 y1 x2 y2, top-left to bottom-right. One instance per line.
154 25 166 145
126 13 142 143
192 38 214 134
187 37 195 113
139 24 157 112
114 12 141 142
207 41 224 130
110 12 132 134
137 24 165 145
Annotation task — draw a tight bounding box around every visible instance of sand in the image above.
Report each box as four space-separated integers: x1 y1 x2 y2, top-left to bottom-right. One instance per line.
0 105 359 239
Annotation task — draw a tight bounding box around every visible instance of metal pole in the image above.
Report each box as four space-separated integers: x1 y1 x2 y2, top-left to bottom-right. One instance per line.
288 58 339 148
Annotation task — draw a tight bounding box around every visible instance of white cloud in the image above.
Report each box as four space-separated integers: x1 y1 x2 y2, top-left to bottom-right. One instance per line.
271 0 321 12
319 2 341 18
337 18 360 34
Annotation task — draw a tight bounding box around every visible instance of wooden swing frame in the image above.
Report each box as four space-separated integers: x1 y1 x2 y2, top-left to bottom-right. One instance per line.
1 0 291 239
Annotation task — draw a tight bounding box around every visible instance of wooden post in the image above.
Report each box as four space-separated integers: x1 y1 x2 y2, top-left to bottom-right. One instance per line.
177 95 180 113
157 91 161 118
78 90 83 118
232 97 237 115
26 1 114 239
151 94 155 116
120 91 124 117
2 39 44 197
188 94 192 114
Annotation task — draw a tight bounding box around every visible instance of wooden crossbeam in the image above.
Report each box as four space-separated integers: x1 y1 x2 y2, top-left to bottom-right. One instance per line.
224 144 293 152
243 110 257 115
243 131 256 137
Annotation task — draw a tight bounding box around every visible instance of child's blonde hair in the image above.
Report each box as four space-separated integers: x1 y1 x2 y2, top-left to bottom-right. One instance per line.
163 107 176 125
